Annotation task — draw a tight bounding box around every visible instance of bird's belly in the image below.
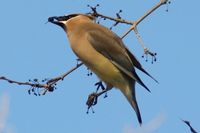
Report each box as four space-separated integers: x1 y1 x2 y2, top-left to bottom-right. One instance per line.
72 42 127 89
85 57 126 89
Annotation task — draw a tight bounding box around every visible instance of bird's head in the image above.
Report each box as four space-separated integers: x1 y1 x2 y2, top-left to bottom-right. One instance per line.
48 13 95 30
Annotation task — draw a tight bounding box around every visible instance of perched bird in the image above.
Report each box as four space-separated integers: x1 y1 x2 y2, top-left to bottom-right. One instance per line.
48 13 157 125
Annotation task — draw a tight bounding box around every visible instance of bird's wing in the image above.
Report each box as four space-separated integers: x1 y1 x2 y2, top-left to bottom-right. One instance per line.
87 28 150 92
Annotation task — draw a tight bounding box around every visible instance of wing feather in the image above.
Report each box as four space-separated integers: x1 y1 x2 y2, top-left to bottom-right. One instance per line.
87 29 151 91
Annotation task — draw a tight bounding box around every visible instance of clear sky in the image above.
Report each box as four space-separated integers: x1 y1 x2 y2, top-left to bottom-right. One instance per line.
0 0 199 133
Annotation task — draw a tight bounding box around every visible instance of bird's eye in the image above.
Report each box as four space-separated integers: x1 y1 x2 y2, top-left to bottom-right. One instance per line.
57 16 68 21
48 14 78 22
66 14 77 20
67 15 72 19
55 14 77 21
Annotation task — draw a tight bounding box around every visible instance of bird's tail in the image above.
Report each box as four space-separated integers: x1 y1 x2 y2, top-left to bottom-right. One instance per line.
120 81 142 125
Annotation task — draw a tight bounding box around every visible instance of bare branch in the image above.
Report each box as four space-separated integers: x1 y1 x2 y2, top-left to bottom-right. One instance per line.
137 0 168 27
89 0 168 63
120 0 168 62
46 62 83 85
121 0 168 62
92 12 133 25
0 62 83 95
89 0 169 39
0 76 48 88
121 0 169 39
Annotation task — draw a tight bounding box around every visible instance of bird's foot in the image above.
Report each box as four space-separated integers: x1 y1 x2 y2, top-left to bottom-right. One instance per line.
86 87 110 114
95 81 108 98
95 81 105 91
86 92 98 114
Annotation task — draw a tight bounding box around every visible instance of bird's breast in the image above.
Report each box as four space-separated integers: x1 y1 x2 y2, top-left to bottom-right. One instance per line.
69 34 128 89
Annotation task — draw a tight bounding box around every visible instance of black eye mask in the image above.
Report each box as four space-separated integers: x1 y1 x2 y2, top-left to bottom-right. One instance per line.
48 14 78 22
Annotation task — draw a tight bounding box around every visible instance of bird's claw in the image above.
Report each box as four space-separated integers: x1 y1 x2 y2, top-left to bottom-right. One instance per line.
95 81 105 92
95 81 108 98
86 92 98 114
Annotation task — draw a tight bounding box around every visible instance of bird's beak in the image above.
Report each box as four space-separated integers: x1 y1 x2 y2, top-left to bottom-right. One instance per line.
48 16 65 29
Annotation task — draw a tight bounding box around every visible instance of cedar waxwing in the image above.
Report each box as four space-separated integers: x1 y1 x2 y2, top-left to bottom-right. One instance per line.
48 13 158 125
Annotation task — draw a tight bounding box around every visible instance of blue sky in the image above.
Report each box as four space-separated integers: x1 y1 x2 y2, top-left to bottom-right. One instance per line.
0 0 200 133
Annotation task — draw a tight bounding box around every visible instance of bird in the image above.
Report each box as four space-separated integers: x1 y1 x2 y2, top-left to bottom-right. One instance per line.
48 13 158 125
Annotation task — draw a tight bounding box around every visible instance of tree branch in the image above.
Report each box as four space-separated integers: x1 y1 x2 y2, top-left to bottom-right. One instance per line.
89 0 169 63
1 0 169 94
92 12 133 25
46 62 83 85
121 0 168 58
0 62 83 95
90 0 168 28
0 76 48 88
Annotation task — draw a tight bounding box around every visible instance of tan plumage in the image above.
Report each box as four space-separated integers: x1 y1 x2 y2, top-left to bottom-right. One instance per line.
49 14 157 125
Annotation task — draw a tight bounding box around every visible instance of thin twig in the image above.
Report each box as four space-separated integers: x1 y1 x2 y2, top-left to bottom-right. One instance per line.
47 63 83 85
90 0 168 62
0 76 48 88
120 0 168 62
0 63 83 94
93 12 133 25
90 0 169 29
121 0 169 39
